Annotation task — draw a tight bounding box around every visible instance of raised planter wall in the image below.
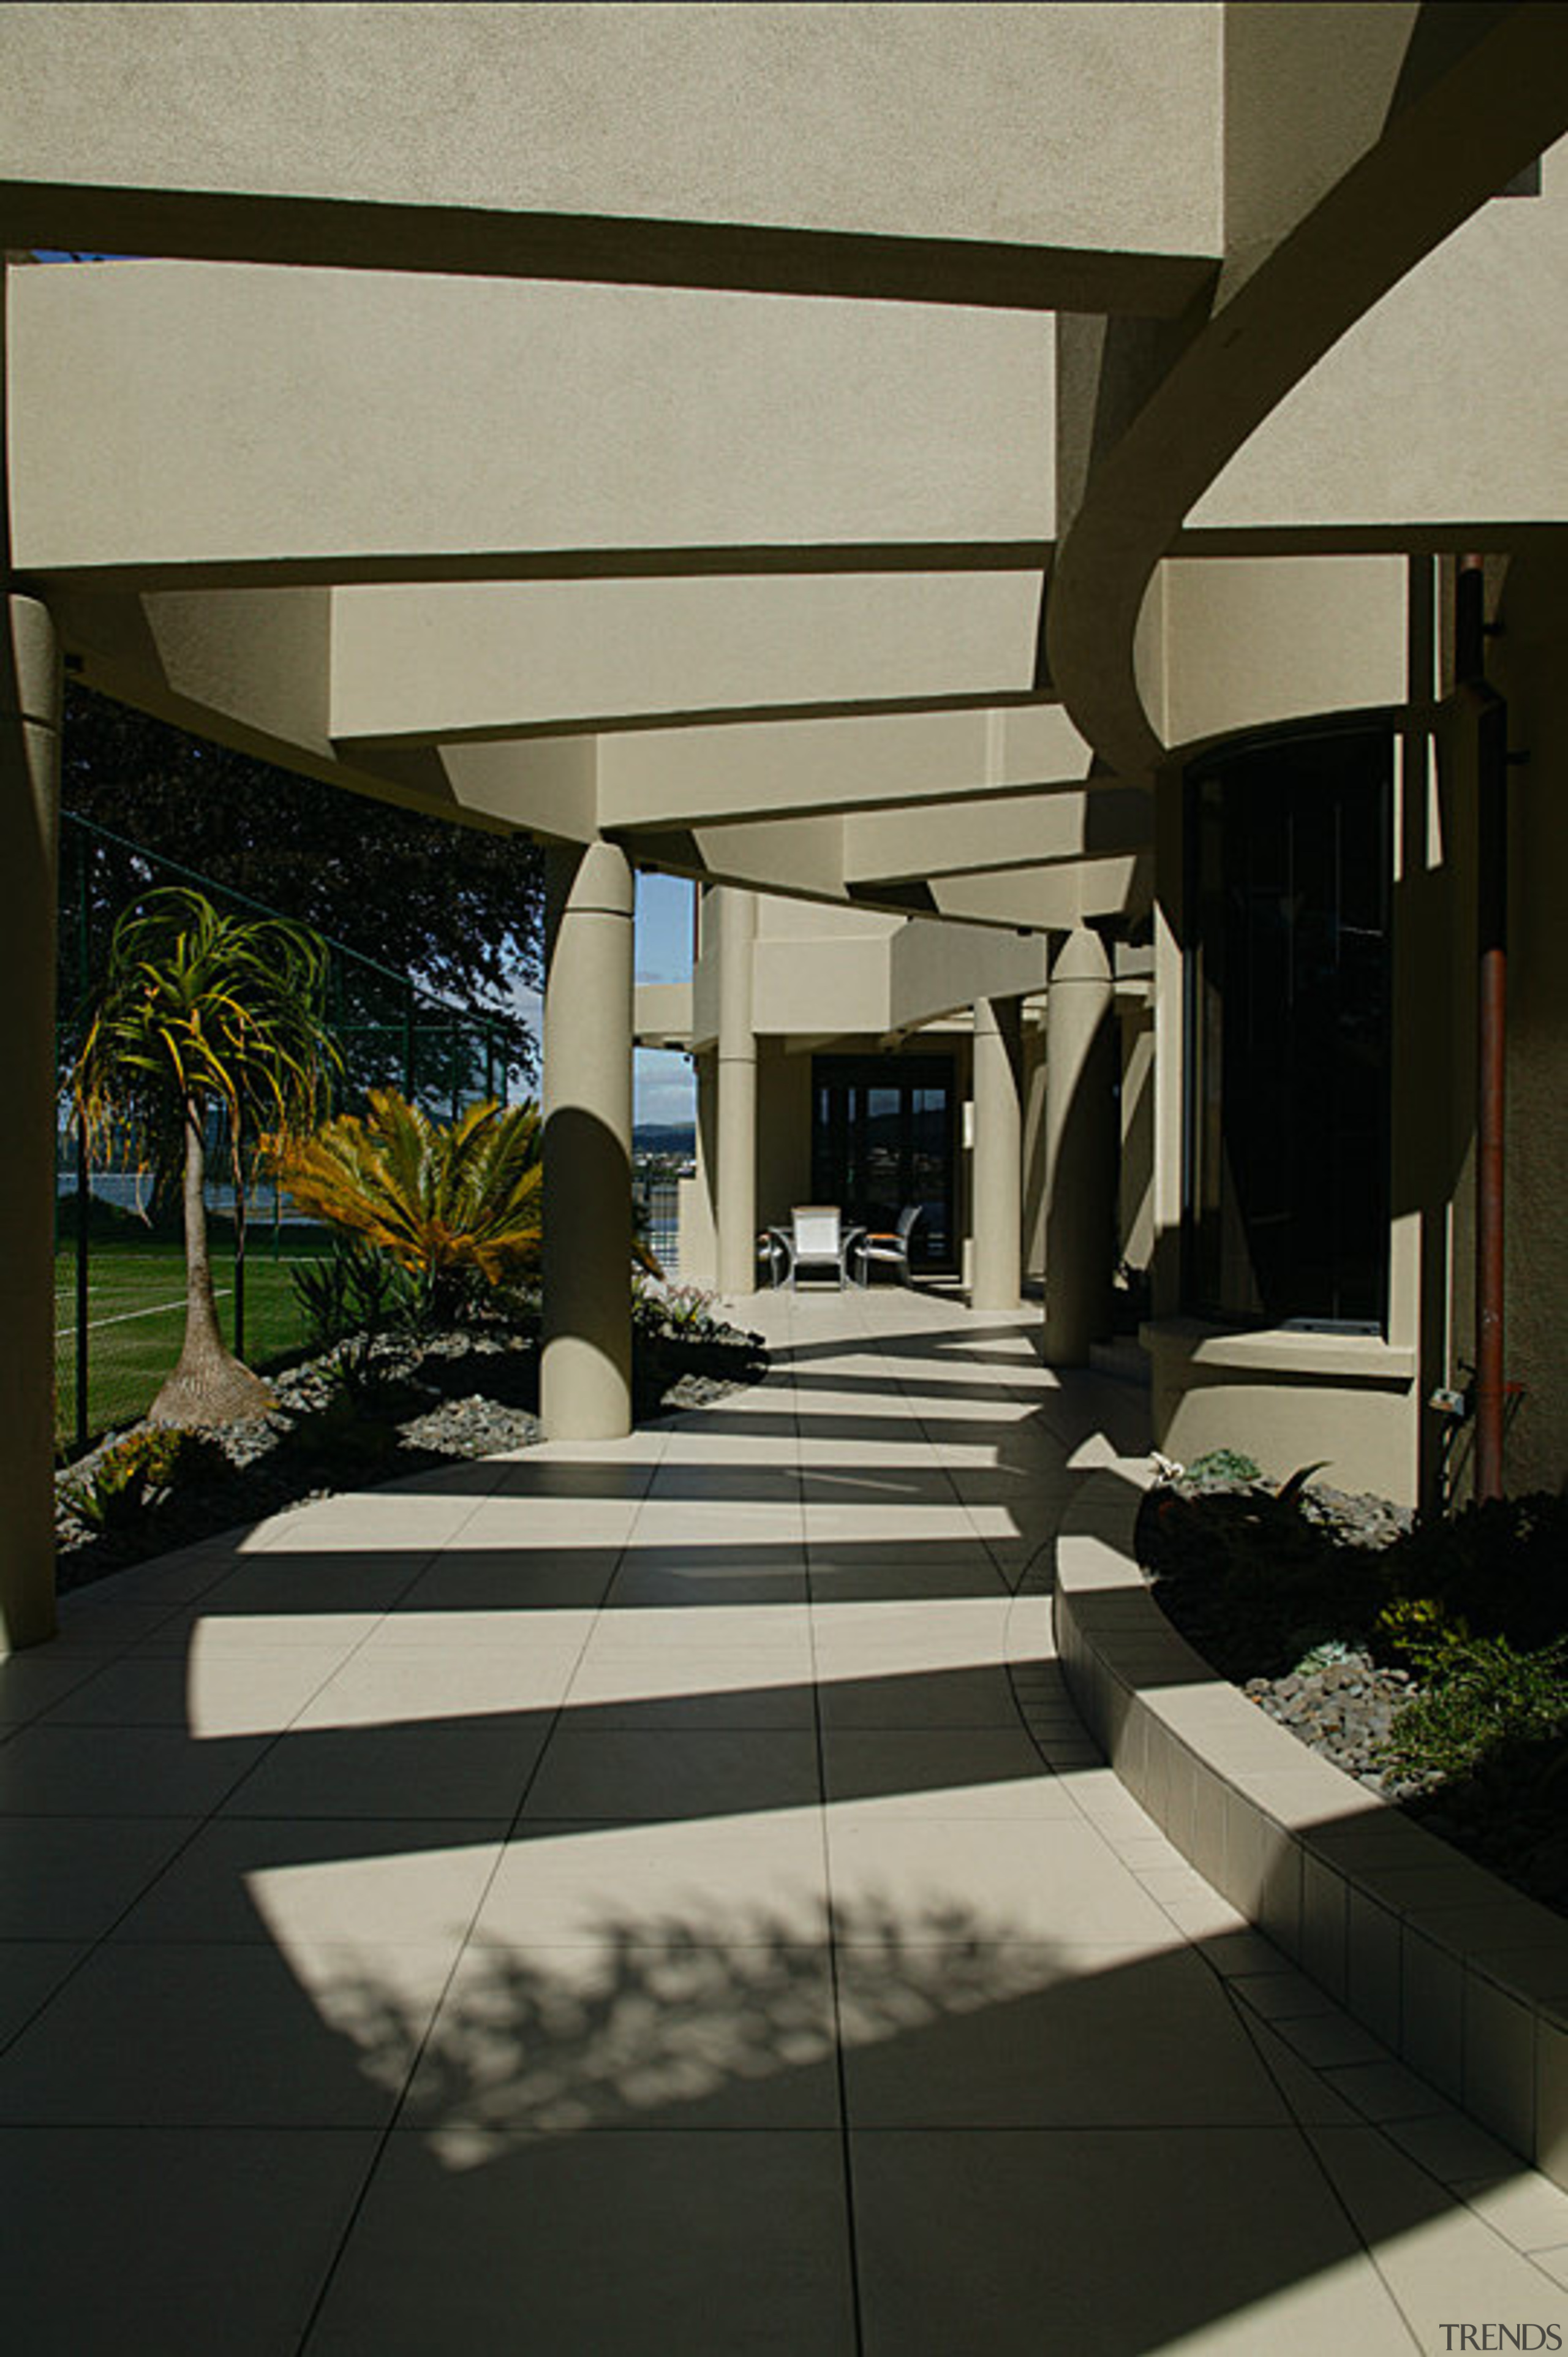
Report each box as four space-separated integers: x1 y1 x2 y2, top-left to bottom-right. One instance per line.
1050 1464 1568 2191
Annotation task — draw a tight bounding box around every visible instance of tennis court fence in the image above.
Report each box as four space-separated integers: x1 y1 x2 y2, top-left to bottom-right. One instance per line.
56 813 524 1456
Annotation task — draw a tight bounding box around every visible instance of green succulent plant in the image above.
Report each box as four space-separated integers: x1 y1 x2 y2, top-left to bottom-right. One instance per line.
267 1089 543 1320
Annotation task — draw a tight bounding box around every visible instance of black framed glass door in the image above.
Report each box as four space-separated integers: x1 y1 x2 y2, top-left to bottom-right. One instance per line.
810 1055 956 1271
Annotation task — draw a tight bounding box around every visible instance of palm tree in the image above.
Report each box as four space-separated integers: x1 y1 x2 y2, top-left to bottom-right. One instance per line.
265 1089 543 1318
73 888 338 1424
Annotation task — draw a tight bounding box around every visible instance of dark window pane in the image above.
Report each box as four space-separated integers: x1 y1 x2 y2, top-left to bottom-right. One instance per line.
810 1054 957 1270
1184 727 1391 1328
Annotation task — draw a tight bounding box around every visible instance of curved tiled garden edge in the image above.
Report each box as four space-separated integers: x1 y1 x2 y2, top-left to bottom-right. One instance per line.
1046 1463 1568 2194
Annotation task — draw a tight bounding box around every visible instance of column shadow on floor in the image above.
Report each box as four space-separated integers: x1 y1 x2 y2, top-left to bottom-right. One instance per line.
2 1317 1534 2350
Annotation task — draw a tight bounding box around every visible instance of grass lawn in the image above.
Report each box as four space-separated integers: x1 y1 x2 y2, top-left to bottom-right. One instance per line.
55 1227 337 1450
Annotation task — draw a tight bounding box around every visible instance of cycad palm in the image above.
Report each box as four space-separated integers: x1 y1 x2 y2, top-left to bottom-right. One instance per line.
266 1089 543 1312
73 888 337 1424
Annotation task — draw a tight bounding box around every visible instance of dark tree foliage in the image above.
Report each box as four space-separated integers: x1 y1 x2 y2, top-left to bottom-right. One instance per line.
60 684 544 1080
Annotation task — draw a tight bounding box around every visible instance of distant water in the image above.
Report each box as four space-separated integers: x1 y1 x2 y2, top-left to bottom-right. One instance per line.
57 1172 314 1224
58 1172 156 1213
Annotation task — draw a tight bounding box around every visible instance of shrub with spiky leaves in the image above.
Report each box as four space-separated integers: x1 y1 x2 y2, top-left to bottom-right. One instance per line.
70 1428 224 1535
266 1089 543 1320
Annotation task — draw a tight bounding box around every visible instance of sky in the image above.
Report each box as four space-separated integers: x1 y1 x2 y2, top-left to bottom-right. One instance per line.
511 871 696 1129
633 872 698 1126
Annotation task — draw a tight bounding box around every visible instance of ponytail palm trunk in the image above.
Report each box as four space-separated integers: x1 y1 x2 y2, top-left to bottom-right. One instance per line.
158 1095 270 1424
74 888 337 1427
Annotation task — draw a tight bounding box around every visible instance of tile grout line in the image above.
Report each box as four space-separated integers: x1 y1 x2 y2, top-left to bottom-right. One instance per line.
1214 1981 1430 2351
292 1426 674 2355
1225 1962 1568 2299
0 1486 516 2066
997 1366 1568 2330
172 1442 563 1815
797 1293 870 2356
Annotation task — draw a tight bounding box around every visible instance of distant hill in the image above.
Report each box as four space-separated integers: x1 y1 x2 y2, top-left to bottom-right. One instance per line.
634 1122 695 1157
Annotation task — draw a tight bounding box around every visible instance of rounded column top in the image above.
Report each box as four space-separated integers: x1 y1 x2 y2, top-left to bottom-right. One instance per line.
2 594 62 730
549 839 635 922
1049 926 1111 987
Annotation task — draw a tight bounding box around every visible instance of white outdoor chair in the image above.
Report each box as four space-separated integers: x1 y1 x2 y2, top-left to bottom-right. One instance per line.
785 1205 854 1289
849 1202 924 1287
758 1228 790 1288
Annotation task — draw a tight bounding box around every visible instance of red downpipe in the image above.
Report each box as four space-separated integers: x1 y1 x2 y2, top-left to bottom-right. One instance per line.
1457 554 1508 1501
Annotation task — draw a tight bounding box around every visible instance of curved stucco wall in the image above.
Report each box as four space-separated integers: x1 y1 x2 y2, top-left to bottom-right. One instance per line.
1137 555 1409 754
1191 137 1568 543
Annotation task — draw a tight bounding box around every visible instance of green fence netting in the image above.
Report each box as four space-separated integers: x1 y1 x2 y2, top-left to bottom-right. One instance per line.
55 812 524 1456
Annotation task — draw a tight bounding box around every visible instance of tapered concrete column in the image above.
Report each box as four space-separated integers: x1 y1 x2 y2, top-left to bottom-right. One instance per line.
1022 1020 1049 1287
0 594 61 1651
1043 927 1117 1365
971 994 1024 1310
715 888 758 1297
541 841 634 1439
683 1046 718 1287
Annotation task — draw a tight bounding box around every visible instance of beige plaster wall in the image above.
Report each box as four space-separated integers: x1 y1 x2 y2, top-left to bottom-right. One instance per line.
889 917 1050 1033
1148 1327 1420 1504
752 935 891 1044
689 895 1058 1067
633 983 692 1050
1156 557 1408 752
1046 1 1561 791
690 890 723 1051
682 895 895 1045
116 586 334 760
53 578 466 826
676 1171 716 1288
755 1048 813 1231
429 737 598 845
1221 0 1419 290
752 900 893 1037
685 817 850 908
1193 135 1568 542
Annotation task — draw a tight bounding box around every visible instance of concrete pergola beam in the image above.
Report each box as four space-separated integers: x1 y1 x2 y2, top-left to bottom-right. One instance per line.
595 706 1093 831
325 575 1046 744
843 787 1150 884
931 855 1150 932
0 3 1223 305
8 264 1054 581
889 921 1052 1037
